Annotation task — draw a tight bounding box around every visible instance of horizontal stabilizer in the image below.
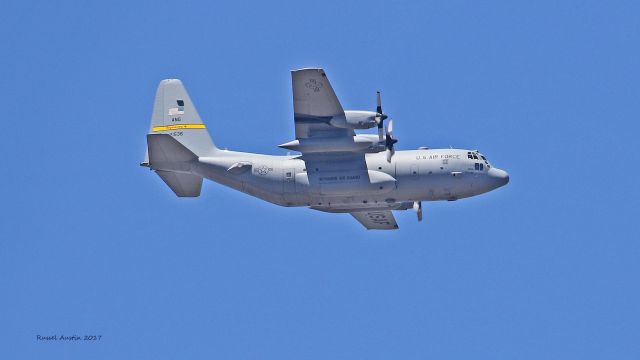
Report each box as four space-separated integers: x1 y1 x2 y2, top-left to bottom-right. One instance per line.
147 134 203 197
147 134 197 171
155 170 202 197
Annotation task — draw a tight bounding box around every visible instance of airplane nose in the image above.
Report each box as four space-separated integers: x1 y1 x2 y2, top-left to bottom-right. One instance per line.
488 168 509 187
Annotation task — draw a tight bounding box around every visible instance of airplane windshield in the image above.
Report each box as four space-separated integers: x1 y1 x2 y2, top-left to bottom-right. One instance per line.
469 151 491 168
479 153 491 167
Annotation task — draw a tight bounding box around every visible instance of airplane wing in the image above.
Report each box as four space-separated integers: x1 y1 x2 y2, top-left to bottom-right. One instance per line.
351 211 399 230
291 69 378 206
292 68 354 139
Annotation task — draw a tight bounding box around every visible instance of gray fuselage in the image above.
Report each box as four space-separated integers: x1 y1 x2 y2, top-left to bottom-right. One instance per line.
192 148 509 212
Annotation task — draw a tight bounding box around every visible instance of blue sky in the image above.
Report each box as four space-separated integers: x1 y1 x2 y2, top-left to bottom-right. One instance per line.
1 0 639 358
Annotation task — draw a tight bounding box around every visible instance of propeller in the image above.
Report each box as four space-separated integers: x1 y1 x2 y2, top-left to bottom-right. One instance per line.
375 91 397 161
375 91 388 141
413 201 423 222
385 119 398 162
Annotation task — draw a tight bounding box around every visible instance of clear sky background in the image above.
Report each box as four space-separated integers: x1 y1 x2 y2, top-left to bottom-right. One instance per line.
1 0 639 359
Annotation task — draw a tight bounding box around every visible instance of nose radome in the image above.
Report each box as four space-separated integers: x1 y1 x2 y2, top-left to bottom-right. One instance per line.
489 168 509 187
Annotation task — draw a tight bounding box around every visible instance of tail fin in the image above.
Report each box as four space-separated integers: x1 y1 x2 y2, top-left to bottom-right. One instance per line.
142 79 216 197
143 79 217 165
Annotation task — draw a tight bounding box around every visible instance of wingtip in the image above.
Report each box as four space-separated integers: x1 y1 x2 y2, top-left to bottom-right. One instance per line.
291 67 324 73
159 78 183 85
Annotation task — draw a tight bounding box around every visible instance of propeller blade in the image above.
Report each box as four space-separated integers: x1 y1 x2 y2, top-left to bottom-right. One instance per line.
385 119 397 162
385 121 398 148
375 91 386 141
413 201 423 222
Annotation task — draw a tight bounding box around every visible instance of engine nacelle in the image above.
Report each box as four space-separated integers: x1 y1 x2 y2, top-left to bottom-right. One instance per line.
279 134 382 153
344 110 378 129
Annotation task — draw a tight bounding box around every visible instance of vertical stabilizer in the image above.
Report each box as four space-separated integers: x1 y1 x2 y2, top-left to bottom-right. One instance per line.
143 79 217 164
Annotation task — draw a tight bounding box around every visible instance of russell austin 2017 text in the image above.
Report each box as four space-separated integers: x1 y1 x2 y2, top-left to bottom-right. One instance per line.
36 335 102 342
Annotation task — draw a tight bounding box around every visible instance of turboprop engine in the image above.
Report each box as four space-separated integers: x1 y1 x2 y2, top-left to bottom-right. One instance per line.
343 110 378 129
279 134 385 154
321 111 378 129
326 91 390 130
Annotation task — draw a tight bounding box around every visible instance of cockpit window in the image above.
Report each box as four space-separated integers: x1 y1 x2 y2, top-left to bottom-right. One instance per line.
470 151 491 168
478 153 491 166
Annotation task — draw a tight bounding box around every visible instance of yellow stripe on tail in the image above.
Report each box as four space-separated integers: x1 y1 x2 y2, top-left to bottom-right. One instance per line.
152 124 206 132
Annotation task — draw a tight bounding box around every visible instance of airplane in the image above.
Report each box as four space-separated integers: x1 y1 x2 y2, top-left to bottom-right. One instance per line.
141 68 509 230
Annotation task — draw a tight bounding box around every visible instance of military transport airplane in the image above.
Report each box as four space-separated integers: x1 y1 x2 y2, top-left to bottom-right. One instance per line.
141 68 509 230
